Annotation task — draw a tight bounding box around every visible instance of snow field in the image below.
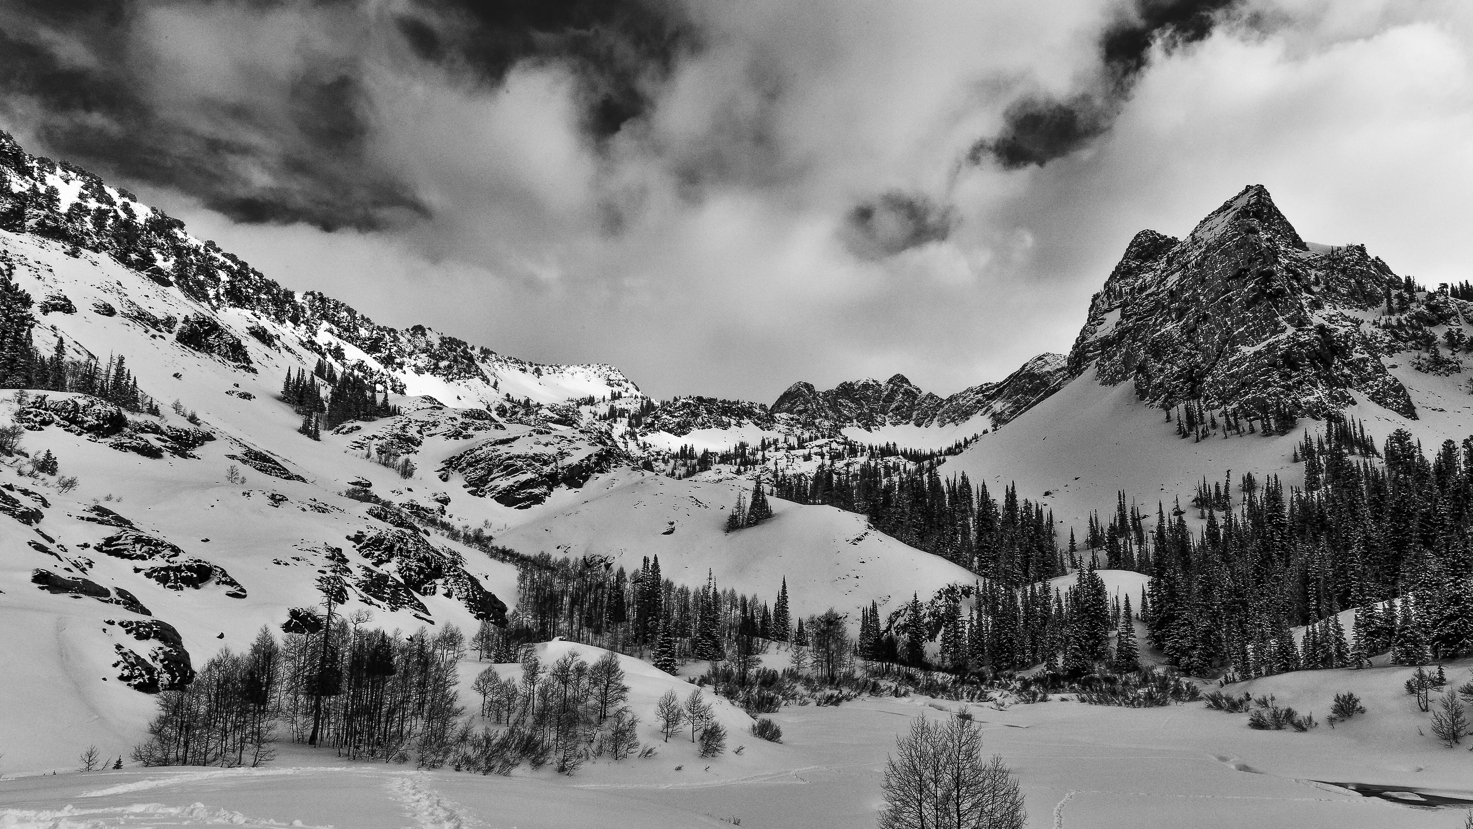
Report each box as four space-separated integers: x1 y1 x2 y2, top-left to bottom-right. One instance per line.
8 659 1473 829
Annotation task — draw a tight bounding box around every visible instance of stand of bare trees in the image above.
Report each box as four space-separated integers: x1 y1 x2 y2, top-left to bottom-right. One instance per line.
134 614 465 768
132 628 280 767
279 618 465 763
455 649 640 775
132 604 640 777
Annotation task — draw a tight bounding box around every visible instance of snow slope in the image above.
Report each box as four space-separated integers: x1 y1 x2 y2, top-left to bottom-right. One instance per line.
945 356 1473 546
494 471 980 622
943 372 1308 539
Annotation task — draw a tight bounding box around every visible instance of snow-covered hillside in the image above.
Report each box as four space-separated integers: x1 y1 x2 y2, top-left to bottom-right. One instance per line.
494 471 980 622
943 372 1308 538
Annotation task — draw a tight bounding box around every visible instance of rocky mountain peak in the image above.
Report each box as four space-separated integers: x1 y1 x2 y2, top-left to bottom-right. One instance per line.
1184 184 1307 253
771 381 819 413
1067 184 1413 421
884 373 915 388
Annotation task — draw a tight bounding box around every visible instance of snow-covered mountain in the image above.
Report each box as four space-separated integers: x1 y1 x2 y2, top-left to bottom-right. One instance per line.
0 131 643 413
946 184 1473 533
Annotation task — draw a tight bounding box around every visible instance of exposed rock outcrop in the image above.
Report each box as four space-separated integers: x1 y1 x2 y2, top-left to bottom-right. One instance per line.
440 431 621 509
175 312 252 367
108 618 193 692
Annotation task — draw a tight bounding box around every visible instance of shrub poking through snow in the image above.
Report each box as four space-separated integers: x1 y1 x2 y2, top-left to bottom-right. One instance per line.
699 721 728 757
1407 666 1444 713
750 717 783 743
1204 690 1252 713
1328 692 1366 726
1246 695 1317 731
1071 668 1201 707
1431 690 1468 747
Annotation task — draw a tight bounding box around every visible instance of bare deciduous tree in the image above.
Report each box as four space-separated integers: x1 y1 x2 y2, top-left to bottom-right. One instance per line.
77 744 101 772
685 689 713 743
589 651 628 723
656 689 684 742
880 717 1025 829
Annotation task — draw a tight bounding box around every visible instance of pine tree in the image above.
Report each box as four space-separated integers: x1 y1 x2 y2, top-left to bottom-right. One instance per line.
858 602 879 663
900 594 927 667
746 477 772 525
1350 602 1372 667
693 572 725 662
1064 564 1111 674
1326 610 1350 668
726 492 747 532
1394 598 1427 666
653 622 679 674
298 410 319 440
772 578 791 643
641 556 664 647
46 336 66 391
939 600 964 672
0 276 35 389
1111 594 1140 674
1270 615 1300 675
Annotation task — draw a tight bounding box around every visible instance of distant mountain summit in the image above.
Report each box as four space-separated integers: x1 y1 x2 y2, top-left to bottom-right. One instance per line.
1068 184 1418 420
771 354 1067 434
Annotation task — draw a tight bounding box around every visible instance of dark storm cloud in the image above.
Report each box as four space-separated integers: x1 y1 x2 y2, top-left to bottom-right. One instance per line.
843 191 957 260
0 0 701 230
971 0 1245 169
0 0 423 231
395 0 699 142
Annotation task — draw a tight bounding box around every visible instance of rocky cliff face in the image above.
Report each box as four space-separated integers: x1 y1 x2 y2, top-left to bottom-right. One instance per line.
933 354 1069 429
1067 185 1415 420
772 374 936 430
633 396 776 437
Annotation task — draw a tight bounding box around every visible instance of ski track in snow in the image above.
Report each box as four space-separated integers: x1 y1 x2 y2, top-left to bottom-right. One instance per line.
1052 789 1075 829
0 801 334 828
387 774 473 829
78 768 343 798
573 761 875 790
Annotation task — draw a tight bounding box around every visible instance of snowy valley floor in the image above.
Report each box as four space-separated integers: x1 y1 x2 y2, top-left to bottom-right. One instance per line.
7 659 1473 829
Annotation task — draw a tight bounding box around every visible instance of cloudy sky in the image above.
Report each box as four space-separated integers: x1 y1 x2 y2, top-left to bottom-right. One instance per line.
2 0 1471 401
